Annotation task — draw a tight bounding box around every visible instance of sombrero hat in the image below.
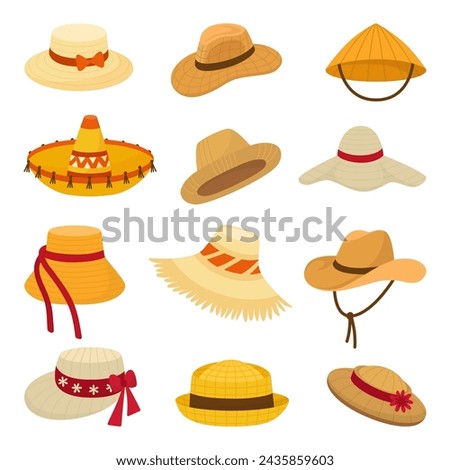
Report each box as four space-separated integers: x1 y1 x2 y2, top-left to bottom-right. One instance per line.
326 24 426 101
171 23 282 97
176 359 289 426
25 24 133 91
304 230 426 348
327 365 426 426
24 114 155 196
25 225 125 339
25 347 140 426
151 225 291 320
181 129 281 204
299 126 426 191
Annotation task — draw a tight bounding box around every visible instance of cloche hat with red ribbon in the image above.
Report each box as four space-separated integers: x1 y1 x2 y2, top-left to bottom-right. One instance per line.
25 348 140 426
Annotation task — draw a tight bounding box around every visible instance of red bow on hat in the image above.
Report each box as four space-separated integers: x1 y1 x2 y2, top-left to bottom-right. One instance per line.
108 370 140 426
75 52 105 71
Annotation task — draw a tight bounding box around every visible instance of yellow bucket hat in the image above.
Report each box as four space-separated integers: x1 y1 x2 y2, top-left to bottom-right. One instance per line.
176 359 289 426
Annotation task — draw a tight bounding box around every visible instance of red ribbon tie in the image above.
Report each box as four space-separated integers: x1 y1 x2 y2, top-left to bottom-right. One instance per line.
108 370 140 426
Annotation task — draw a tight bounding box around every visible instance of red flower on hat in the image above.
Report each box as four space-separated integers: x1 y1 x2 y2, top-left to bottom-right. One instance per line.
389 390 413 412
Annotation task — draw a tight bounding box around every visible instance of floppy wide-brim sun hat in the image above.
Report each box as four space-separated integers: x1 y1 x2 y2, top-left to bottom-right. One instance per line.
181 129 281 204
25 24 133 91
299 126 425 191
326 24 426 101
25 114 155 196
172 23 282 97
328 365 426 426
305 230 425 291
25 347 140 426
151 225 290 320
176 359 288 426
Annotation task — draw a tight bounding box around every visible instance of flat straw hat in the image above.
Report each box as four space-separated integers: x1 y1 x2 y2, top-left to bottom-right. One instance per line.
305 230 425 291
181 129 281 204
299 126 425 191
25 226 125 338
25 347 140 426
25 24 133 91
24 115 155 196
171 24 282 97
326 24 426 101
176 359 289 426
151 225 290 320
327 365 426 425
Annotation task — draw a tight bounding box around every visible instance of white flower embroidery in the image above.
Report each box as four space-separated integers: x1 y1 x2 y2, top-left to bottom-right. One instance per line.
106 384 113 393
72 383 82 393
89 385 99 396
58 376 68 387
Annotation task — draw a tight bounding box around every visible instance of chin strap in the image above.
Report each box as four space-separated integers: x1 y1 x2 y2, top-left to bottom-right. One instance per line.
337 63 414 102
333 280 395 348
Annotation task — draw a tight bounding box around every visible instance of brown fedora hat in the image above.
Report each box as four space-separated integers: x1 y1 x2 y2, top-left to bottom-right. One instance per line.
181 129 281 204
171 24 282 97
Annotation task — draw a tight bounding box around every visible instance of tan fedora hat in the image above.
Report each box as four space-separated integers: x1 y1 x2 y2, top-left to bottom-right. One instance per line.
151 225 290 320
25 226 125 338
25 347 140 426
181 129 281 204
171 24 282 97
25 24 133 91
328 365 426 426
326 24 426 101
304 230 426 348
176 359 289 426
25 115 155 197
299 126 425 191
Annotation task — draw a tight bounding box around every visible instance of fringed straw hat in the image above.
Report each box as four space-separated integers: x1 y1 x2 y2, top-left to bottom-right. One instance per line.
24 115 155 196
25 347 140 426
171 24 282 97
327 365 426 426
25 24 133 91
151 225 291 320
299 126 426 191
176 359 288 426
25 226 125 339
181 129 281 204
326 24 426 101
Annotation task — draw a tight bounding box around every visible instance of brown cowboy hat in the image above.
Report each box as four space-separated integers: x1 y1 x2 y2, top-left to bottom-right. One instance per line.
304 230 425 291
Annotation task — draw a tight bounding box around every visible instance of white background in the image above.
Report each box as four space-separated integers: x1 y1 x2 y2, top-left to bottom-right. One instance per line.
1 1 447 469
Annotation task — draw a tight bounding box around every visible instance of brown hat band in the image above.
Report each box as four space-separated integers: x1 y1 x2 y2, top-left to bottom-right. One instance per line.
189 393 274 411
195 46 255 71
333 260 376 275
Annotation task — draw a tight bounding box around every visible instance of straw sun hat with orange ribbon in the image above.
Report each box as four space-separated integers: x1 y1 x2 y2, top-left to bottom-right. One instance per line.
326 24 426 101
25 115 155 196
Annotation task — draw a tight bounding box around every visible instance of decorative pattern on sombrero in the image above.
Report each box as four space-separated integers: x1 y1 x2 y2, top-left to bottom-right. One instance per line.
299 126 426 191
326 24 426 101
176 359 288 426
304 230 426 348
25 348 140 426
327 365 426 426
151 225 291 320
24 226 125 338
24 115 156 196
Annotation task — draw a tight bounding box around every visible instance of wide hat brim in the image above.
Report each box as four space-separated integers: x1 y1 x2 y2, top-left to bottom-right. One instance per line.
327 368 426 426
299 155 425 191
151 254 290 320
26 139 154 196
176 393 288 426
181 143 281 204
305 256 426 291
25 257 125 304
25 50 133 91
25 371 119 420
171 45 282 97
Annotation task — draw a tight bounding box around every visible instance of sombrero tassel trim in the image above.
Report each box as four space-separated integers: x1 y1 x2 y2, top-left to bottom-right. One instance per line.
138 166 144 178
86 176 92 189
150 158 156 173
67 175 73 188
24 159 31 173
35 166 42 178
123 171 130 184
106 175 112 188
50 171 56 184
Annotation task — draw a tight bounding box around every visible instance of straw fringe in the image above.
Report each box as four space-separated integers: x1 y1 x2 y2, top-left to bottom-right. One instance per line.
153 260 290 321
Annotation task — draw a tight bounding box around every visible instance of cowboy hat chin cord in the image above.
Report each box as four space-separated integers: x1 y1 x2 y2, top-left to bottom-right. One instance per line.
337 63 414 102
333 280 395 348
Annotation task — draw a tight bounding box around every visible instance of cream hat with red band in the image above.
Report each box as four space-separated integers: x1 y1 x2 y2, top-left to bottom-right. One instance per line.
25 24 133 91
